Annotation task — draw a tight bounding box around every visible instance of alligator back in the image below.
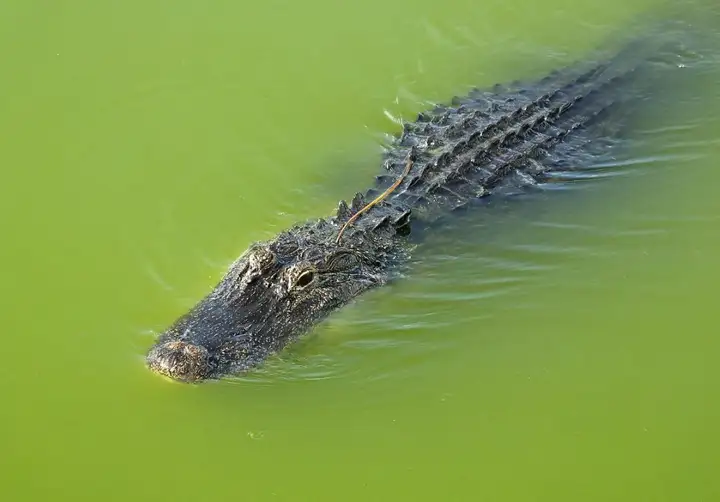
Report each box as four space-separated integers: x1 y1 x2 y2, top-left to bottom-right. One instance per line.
339 36 682 231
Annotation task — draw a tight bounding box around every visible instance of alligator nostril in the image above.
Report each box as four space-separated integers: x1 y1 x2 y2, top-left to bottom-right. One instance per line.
146 340 211 383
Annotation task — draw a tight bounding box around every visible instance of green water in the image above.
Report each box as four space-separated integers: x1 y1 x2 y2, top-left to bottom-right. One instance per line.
2 0 720 500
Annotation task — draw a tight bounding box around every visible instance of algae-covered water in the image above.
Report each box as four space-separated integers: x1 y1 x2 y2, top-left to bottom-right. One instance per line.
2 0 720 500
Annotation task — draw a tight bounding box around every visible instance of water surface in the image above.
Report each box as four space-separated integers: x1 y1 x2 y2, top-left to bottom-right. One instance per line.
2 0 720 500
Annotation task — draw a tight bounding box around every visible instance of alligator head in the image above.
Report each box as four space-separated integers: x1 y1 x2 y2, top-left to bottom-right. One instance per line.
146 216 405 382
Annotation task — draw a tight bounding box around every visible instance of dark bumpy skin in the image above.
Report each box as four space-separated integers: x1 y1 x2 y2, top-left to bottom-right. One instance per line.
147 224 406 381
147 36 678 382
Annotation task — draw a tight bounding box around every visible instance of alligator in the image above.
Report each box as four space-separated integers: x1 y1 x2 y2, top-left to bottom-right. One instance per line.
146 33 689 382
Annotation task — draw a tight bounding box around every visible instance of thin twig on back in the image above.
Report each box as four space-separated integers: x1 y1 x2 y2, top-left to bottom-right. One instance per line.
335 151 415 244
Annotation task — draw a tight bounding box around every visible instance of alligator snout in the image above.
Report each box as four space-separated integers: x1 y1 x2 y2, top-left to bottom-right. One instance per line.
146 340 212 382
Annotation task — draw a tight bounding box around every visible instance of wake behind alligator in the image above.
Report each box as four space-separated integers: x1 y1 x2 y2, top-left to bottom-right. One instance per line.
146 30 696 382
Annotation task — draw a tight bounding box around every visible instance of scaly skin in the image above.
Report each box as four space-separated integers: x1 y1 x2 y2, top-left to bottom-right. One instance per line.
146 37 672 383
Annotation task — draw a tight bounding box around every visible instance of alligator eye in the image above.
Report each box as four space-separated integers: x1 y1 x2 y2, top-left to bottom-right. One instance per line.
295 270 315 288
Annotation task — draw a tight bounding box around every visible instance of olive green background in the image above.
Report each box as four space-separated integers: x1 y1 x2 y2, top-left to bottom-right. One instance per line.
2 0 719 500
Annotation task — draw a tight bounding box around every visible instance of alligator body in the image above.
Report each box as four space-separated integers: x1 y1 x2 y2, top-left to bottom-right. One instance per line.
146 35 682 382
